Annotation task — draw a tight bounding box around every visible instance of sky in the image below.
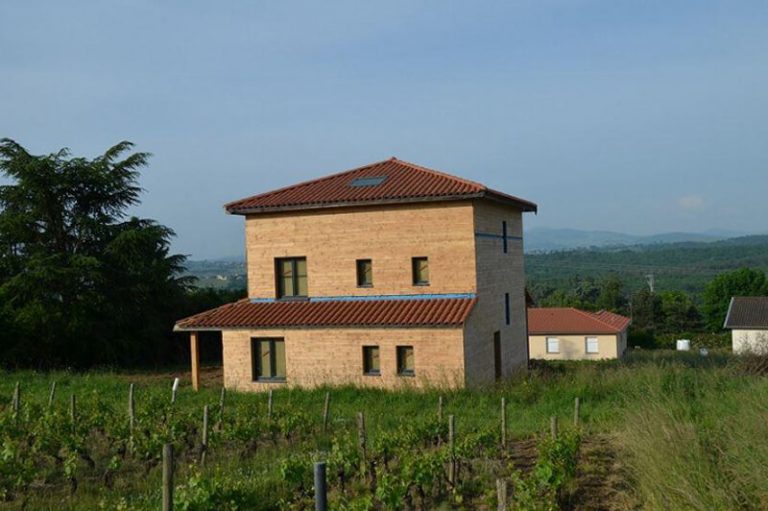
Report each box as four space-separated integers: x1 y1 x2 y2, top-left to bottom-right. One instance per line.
2 1 767 259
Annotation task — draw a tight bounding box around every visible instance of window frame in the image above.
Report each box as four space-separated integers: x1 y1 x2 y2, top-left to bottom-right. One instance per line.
396 345 415 376
585 337 599 354
251 337 287 382
502 221 508 253
362 345 380 376
546 337 560 354
356 259 373 288
411 257 430 286
275 257 308 299
504 292 510 325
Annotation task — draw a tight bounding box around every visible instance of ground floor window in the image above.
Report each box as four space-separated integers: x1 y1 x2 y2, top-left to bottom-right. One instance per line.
586 337 599 354
397 345 415 376
546 337 559 354
362 345 380 375
251 338 286 381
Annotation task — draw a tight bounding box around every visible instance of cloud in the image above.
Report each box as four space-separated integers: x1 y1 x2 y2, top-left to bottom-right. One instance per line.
678 195 705 211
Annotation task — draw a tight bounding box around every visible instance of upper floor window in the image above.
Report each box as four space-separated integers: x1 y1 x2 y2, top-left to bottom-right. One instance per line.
356 259 373 287
412 257 429 286
251 338 286 381
276 257 307 298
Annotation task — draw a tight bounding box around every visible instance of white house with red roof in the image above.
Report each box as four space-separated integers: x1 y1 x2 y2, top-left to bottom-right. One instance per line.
527 308 631 360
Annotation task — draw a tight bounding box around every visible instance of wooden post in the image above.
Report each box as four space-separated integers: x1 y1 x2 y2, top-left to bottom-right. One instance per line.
267 389 274 420
438 395 444 422
322 392 330 433
128 383 136 434
190 331 200 392
357 412 366 476
550 416 558 440
48 381 57 409
574 397 580 427
200 405 209 466
500 397 507 449
314 461 328 511
70 394 77 430
448 414 456 486
11 382 19 417
162 443 174 511
496 479 509 511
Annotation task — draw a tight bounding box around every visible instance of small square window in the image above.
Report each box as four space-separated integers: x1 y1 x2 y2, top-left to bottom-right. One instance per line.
586 337 599 354
251 338 286 381
362 346 380 375
357 259 373 287
397 346 415 376
546 337 559 354
412 257 429 286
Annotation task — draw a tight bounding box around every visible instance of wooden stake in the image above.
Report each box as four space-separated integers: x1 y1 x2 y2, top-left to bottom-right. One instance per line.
574 397 580 427
128 383 136 434
550 416 558 440
267 389 273 420
216 387 226 430
200 405 209 466
70 394 77 430
322 392 330 433
496 478 509 511
11 382 19 417
448 414 456 486
171 377 179 404
357 412 366 476
48 381 57 409
314 461 328 511
438 395 444 422
162 443 174 511
500 397 507 449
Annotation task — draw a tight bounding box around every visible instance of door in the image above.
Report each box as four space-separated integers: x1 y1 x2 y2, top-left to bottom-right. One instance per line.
493 331 502 381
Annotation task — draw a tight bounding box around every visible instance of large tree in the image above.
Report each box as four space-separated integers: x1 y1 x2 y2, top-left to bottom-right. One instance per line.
0 139 192 367
702 268 768 331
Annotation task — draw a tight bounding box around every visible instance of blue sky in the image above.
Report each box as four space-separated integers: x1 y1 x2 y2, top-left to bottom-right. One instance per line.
2 1 767 258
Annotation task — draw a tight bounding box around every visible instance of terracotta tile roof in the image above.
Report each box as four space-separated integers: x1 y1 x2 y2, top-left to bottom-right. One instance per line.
225 157 537 215
527 308 631 335
724 297 768 329
175 296 476 330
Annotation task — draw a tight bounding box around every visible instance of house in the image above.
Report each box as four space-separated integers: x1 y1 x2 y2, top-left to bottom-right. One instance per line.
175 158 537 390
527 308 631 360
724 297 768 354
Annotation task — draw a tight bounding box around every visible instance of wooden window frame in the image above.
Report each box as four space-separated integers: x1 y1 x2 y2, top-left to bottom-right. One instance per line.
251 337 287 382
275 257 307 299
362 345 380 376
356 259 373 288
396 345 415 376
546 337 560 354
585 337 599 354
411 257 430 286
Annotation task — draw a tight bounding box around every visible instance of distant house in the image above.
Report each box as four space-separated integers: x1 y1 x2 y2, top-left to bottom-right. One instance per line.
724 297 768 354
175 158 537 390
527 308 631 360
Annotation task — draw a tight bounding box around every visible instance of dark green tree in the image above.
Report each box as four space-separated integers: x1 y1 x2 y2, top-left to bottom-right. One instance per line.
0 139 193 367
658 290 701 333
702 268 768 331
595 274 628 313
630 288 663 333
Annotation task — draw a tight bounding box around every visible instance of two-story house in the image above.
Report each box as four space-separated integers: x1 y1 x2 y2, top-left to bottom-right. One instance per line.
175 158 537 390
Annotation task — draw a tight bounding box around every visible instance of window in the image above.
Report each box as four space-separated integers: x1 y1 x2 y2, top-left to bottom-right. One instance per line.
502 221 508 253
504 293 510 325
546 337 559 354
396 346 415 376
276 257 307 298
362 346 380 375
586 337 599 354
349 176 388 187
251 338 286 381
356 259 373 287
412 257 429 285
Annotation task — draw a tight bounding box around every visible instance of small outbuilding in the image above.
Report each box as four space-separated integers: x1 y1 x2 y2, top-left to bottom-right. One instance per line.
724 297 768 354
527 308 631 360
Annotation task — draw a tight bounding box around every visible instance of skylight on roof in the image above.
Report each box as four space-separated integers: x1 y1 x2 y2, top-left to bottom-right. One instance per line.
349 176 388 187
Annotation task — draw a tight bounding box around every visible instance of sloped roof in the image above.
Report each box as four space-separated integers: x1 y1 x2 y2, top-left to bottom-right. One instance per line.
527 308 631 335
225 157 537 215
724 297 768 329
175 296 476 330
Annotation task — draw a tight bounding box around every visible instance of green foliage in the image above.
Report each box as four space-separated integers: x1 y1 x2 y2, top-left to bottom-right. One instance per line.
702 268 768 331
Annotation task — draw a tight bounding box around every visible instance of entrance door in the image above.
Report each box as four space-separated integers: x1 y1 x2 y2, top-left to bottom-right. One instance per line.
493 331 502 381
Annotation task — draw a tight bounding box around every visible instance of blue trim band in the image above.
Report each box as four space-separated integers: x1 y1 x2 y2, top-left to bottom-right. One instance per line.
475 231 523 240
250 293 476 304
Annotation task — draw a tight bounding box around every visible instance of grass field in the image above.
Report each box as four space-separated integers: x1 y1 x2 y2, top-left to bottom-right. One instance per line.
2 351 768 510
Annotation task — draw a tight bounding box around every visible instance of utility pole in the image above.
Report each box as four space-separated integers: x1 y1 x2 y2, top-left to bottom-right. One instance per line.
645 273 655 293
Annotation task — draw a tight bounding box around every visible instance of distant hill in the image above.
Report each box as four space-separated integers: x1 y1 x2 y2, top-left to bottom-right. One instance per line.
524 228 747 252
525 235 768 298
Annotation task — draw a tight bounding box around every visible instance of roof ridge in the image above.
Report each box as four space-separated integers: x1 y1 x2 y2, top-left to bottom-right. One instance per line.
570 307 626 330
389 157 486 191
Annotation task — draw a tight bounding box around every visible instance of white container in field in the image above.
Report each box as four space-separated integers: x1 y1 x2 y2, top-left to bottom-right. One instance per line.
676 339 691 351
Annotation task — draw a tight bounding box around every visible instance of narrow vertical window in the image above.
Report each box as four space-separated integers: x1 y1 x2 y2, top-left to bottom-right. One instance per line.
546 337 559 354
252 338 286 381
275 257 307 298
356 259 373 287
396 346 415 376
412 257 429 285
362 346 380 375
505 292 510 325
502 221 508 253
